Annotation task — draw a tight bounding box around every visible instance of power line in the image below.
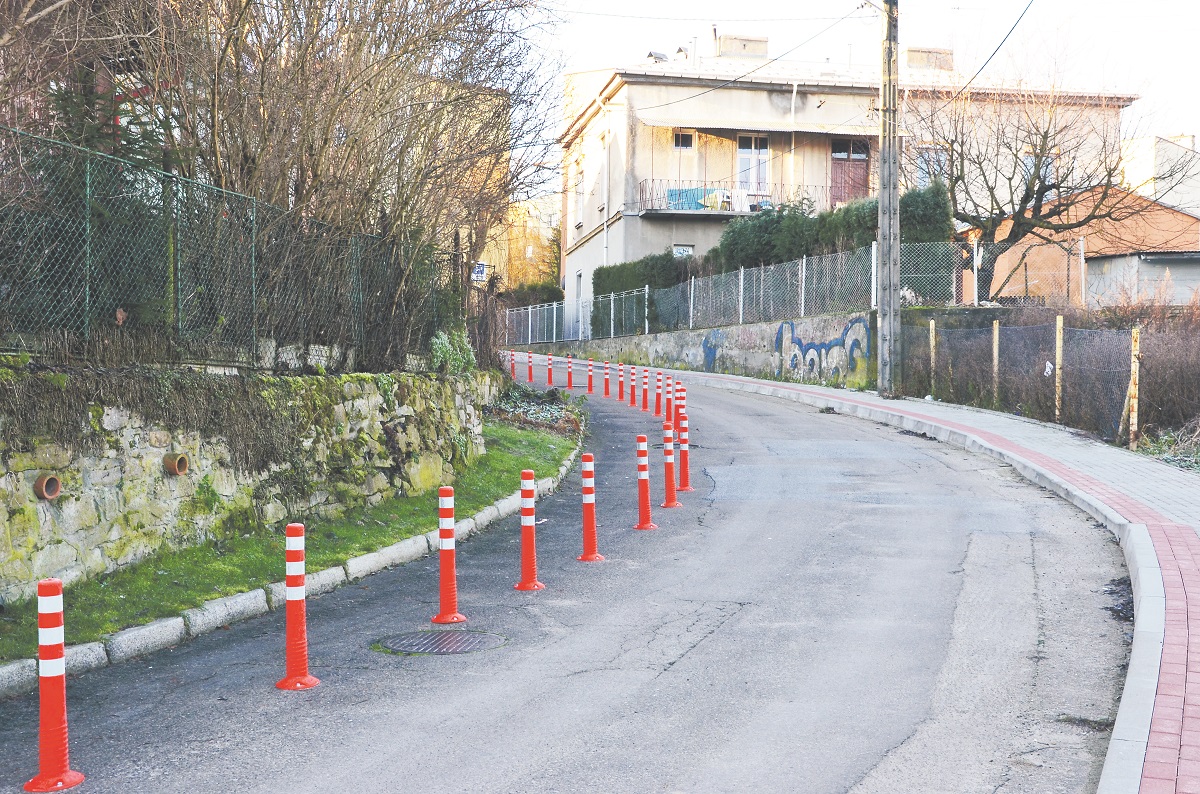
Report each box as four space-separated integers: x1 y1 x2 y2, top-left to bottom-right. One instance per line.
544 6 874 24
638 5 875 112
918 0 1036 120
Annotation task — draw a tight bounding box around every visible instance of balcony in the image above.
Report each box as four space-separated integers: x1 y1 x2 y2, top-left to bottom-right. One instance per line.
635 179 834 215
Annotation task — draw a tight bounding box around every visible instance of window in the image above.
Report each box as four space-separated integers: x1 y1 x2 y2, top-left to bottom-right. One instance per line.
914 145 948 188
737 134 769 188
832 140 870 160
674 130 695 150
672 244 694 258
1022 149 1056 186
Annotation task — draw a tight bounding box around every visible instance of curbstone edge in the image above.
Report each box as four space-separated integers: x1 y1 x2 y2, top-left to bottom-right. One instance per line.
105 617 187 663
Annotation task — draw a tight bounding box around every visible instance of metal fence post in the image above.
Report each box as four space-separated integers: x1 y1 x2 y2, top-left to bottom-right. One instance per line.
644 284 649 335
83 155 93 338
1055 315 1063 423
610 292 615 338
250 198 258 365
992 319 1000 408
552 302 557 343
527 307 532 345
689 277 695 329
973 242 981 306
870 241 878 309
1129 326 1140 450
738 267 744 324
1078 236 1087 308
929 319 937 398
800 256 807 317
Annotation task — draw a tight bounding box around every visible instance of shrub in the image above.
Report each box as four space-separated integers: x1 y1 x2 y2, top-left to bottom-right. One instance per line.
430 328 476 374
499 281 564 307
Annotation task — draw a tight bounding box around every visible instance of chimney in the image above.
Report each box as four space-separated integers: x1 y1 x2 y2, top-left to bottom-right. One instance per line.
717 35 768 59
904 48 954 71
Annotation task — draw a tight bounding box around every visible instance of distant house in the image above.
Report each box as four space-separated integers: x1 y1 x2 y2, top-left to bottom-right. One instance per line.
559 38 1137 328
987 189 1200 306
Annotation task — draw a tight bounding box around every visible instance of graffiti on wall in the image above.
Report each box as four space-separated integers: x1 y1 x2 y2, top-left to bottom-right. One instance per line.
774 317 871 380
701 329 726 372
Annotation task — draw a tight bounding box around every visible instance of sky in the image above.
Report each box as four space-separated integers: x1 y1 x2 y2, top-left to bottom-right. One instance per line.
538 0 1200 140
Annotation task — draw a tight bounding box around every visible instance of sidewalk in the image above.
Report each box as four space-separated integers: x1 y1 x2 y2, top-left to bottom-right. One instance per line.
671 368 1196 794
512 350 1196 791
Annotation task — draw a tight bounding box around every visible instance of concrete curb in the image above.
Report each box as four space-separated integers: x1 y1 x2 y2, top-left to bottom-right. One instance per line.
682 370 1158 793
104 617 188 664
182 590 270 637
0 429 584 700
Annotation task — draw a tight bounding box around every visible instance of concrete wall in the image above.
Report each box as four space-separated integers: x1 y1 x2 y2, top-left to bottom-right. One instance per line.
527 311 874 389
0 372 503 605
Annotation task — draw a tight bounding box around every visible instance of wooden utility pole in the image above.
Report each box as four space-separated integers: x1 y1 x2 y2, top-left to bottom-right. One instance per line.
877 0 901 397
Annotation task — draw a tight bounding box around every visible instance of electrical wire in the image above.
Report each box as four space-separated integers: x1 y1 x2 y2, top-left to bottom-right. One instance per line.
544 6 874 24
637 4 875 112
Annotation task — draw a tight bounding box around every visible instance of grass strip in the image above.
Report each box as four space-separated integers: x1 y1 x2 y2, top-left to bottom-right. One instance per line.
0 420 572 663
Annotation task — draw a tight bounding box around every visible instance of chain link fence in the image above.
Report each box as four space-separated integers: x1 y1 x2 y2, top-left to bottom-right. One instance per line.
0 126 458 371
900 319 1135 440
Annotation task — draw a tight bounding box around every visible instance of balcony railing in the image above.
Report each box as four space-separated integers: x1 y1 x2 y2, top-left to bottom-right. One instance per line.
635 180 834 214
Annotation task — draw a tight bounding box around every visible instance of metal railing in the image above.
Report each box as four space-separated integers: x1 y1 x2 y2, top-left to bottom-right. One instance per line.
635 179 832 213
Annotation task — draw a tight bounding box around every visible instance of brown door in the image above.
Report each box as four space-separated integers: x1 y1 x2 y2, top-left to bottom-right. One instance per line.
831 140 870 205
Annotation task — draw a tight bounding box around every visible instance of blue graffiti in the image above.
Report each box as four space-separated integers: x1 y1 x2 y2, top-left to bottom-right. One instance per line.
701 329 725 372
774 317 871 379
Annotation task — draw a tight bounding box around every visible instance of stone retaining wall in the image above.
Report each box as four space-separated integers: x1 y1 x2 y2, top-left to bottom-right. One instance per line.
0 371 502 604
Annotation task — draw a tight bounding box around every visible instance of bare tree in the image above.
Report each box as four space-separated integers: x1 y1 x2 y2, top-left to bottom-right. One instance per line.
904 82 1199 299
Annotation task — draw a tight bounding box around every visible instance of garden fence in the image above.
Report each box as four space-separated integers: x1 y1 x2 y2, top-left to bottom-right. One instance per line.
0 125 459 372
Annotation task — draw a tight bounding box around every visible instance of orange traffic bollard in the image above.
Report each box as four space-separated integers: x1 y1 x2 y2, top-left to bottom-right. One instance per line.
577 454 604 562
515 470 545 590
634 435 657 530
527 351 533 383
277 523 320 690
674 383 686 429
641 368 650 412
654 370 663 417
587 358 594 394
547 353 553 386
432 487 466 624
23 579 84 793
618 363 625 401
664 375 674 426
678 411 694 492
567 354 574 389
661 422 682 508
603 361 611 397
510 350 516 380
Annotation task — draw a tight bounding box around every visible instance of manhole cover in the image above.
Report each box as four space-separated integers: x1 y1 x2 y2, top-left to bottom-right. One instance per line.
375 630 506 655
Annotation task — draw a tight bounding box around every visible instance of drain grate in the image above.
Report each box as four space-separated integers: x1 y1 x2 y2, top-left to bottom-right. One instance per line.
375 630 506 655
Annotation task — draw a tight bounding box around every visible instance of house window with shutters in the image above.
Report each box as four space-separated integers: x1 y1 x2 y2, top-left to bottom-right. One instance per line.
831 139 870 205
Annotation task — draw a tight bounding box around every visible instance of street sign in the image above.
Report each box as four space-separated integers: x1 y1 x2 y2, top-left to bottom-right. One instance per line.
470 262 487 282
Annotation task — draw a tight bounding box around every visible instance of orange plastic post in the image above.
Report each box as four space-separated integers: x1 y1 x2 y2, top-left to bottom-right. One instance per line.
587 359 595 394
634 435 657 530
630 367 638 407
661 422 682 508
432 487 466 624
567 355 574 389
276 523 320 691
23 579 84 793
515 470 545 590
654 370 664 417
603 361 611 397
674 384 686 430
618 363 625 401
664 375 674 427
509 350 516 380
641 368 650 412
526 351 533 383
678 411 694 492
577 454 604 562
546 353 553 386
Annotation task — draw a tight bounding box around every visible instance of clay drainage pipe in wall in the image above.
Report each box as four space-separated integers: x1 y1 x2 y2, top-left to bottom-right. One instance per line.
34 474 61 501
163 453 189 476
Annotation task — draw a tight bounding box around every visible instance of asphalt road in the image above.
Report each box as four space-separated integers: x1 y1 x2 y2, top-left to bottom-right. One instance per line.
0 382 1129 793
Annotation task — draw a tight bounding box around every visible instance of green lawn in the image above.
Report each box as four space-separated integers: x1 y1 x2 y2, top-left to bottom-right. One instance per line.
0 420 573 662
